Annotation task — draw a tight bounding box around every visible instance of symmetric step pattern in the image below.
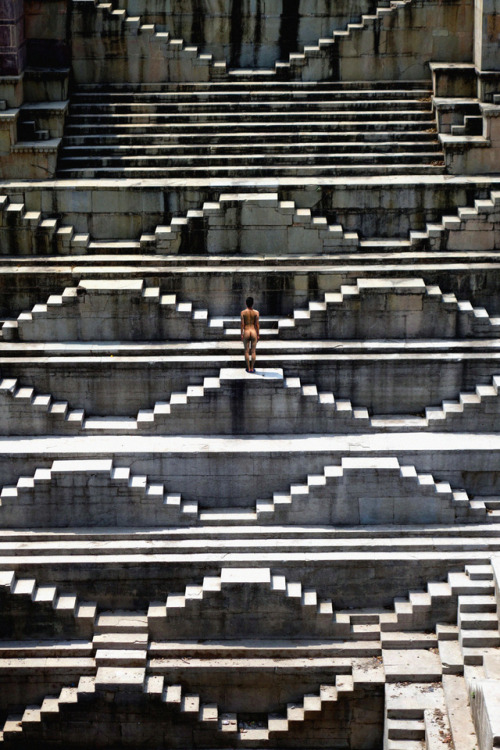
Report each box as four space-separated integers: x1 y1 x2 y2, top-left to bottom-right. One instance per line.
3 366 500 439
147 567 343 640
69 0 447 92
57 78 444 178
0 459 198 528
0 673 344 745
5 275 500 343
0 560 497 747
1 189 498 258
252 456 486 526
0 455 489 529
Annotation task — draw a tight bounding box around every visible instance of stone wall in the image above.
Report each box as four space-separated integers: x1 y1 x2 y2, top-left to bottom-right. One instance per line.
24 0 70 68
70 0 474 82
119 0 382 68
0 0 25 76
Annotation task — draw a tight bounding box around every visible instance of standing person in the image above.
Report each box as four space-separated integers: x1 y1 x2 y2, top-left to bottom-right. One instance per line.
241 297 260 373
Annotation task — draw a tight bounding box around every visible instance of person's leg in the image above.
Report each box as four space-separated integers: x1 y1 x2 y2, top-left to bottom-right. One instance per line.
243 335 251 371
250 332 257 371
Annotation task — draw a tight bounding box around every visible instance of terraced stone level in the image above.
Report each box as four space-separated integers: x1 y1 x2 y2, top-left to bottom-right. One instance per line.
1 0 500 745
57 81 445 178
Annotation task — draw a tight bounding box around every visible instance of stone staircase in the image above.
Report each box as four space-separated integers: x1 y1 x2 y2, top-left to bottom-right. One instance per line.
4 276 500 343
1 187 499 259
0 569 96 638
1 0 500 746
5 367 500 437
0 453 495 528
0 672 346 746
56 81 445 178
0 558 497 747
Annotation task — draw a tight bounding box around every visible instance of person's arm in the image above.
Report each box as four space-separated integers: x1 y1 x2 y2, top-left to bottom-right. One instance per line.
241 311 245 340
255 311 260 340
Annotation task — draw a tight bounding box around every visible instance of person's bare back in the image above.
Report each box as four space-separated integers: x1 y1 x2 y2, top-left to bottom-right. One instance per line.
241 296 260 373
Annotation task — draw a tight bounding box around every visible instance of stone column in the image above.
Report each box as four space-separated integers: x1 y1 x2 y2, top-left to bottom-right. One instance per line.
475 0 500 71
0 0 25 75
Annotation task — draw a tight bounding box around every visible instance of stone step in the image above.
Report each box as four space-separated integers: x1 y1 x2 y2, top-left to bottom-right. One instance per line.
62 130 441 147
147 639 382 659
438 640 464 675
1 676 96 740
482 497 500 509
63 108 436 124
95 648 148 667
74 80 432 93
448 572 496 596
458 595 498 612
465 563 494 580
387 742 425 750
387 718 426 740
2 522 498 542
0 569 96 634
92 632 149 649
71 93 434 109
146 677 341 741
58 151 444 168
459 629 500 648
68 99 436 114
442 674 479 750
93 612 149 633
70 86 433 102
19 275 500 344
56 164 447 178
1 534 499 558
60 140 442 156
0 447 488 529
458 611 499 629
62 119 438 135
461 646 500 666
0 641 93 658
381 632 438 649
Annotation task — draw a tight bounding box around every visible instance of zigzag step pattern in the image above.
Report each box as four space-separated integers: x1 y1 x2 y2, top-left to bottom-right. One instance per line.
231 0 413 79
0 672 344 744
74 0 413 84
3 369 500 437
0 569 96 634
0 561 496 653
0 367 371 435
1 189 498 258
0 455 493 528
1 565 500 748
146 567 340 639
252 456 489 526
4 276 500 342
0 458 198 525
0 561 497 744
82 0 227 78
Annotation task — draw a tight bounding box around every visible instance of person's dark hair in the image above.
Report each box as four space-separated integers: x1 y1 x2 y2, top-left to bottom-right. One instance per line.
246 296 254 308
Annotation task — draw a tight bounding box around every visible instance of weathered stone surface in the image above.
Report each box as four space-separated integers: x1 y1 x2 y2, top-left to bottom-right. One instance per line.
0 2 499 749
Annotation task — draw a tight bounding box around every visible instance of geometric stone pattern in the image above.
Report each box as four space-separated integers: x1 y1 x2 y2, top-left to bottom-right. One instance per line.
1 0 500 748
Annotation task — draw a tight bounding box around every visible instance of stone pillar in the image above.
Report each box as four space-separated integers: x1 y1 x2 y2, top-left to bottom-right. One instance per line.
0 0 25 75
475 0 500 71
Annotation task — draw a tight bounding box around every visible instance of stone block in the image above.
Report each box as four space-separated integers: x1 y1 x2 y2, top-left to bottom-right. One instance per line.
95 667 145 694
470 679 500 750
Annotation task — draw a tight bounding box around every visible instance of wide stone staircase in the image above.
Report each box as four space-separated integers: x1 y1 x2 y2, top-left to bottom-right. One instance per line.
1 0 500 746
56 81 445 178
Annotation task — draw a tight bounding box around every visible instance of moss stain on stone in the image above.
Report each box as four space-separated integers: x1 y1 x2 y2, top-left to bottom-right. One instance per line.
229 0 243 67
278 0 300 62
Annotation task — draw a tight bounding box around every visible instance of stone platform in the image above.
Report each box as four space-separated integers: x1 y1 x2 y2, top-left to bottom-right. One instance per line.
0 0 499 747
